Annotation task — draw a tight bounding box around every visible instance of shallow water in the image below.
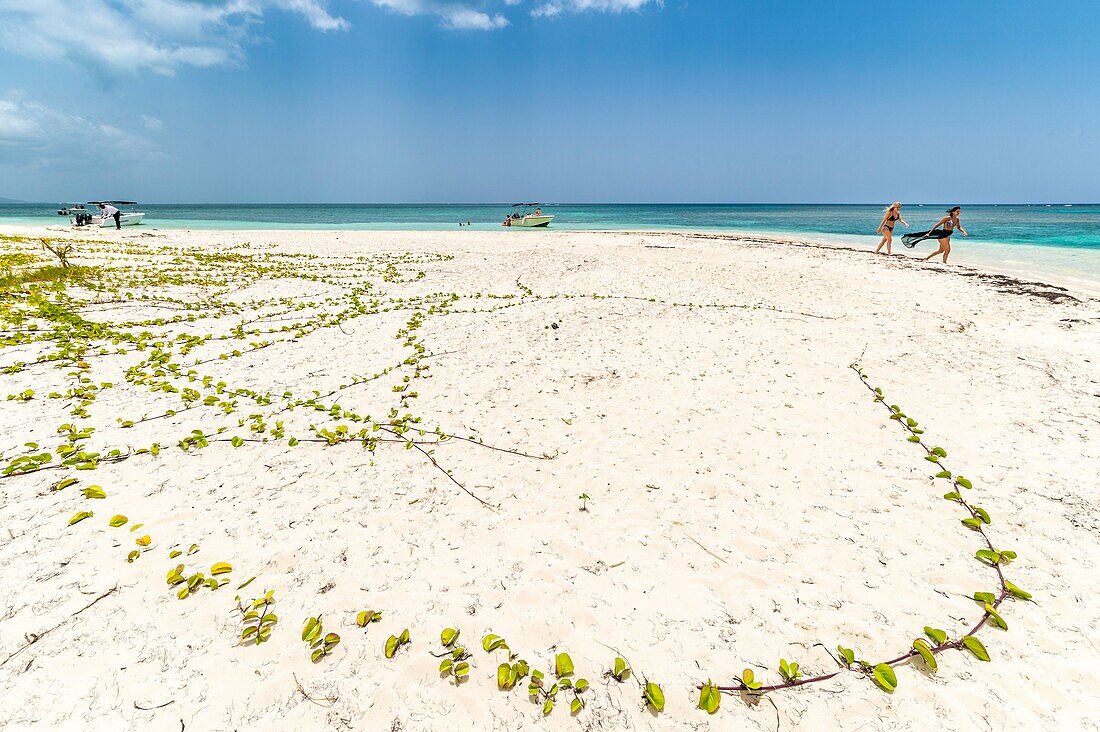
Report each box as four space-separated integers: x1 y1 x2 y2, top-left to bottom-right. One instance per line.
3 203 1097 290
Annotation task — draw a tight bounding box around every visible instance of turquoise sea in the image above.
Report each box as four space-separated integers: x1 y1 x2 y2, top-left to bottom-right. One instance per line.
2 203 1097 291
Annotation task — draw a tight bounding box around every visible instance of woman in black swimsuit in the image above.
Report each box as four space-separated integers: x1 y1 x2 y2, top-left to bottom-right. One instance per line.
874 202 908 254
903 206 968 263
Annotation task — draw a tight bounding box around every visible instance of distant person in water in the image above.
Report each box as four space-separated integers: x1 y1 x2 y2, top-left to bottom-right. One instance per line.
874 202 908 255
903 206 968 263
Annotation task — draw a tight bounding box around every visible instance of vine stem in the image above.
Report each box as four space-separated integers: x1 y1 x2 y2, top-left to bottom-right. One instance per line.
376 425 497 510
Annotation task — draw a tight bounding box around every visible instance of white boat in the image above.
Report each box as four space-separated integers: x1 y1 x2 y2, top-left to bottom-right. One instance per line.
89 200 145 227
503 203 554 228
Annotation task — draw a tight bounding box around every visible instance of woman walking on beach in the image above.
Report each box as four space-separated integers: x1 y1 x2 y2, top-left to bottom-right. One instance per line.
874 202 907 254
903 206 968 263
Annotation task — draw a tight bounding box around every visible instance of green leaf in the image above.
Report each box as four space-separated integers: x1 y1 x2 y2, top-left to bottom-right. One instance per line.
441 627 459 647
932 447 947 457
973 591 997 605
385 635 399 658
399 628 409 643
542 699 554 716
912 639 937 672
872 663 897 693
210 562 232 575
935 470 952 479
482 633 507 652
943 491 961 501
231 436 244 448
81 485 106 499
1000 550 1017 562
644 682 665 712
454 662 469 678
302 617 321 643
956 476 973 489
962 636 990 661
68 510 93 525
574 678 589 693
570 698 583 715
127 550 140 562
612 657 630 681
984 603 1008 630
53 477 79 491
741 668 761 690
962 518 982 529
975 549 1000 565
497 663 513 690
237 576 256 590
907 435 921 443
837 646 855 665
555 652 574 677
973 506 991 524
925 455 939 463
439 658 453 675
1004 580 1032 601
109 515 128 527
698 681 720 714
169 550 182 558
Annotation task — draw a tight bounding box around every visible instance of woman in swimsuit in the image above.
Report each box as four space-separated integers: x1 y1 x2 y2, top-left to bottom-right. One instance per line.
874 202 907 255
906 206 967 263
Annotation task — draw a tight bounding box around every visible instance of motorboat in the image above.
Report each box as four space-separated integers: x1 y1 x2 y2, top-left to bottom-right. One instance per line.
502 203 553 228
58 201 145 227
88 201 145 227
57 203 96 226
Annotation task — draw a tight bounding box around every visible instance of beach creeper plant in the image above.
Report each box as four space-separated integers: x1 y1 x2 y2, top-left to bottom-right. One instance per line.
385 629 411 659
699 362 1029 704
525 652 590 716
433 628 471 683
237 590 278 646
302 616 341 662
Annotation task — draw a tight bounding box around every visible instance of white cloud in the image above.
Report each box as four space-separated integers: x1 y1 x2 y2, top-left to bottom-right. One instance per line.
141 114 164 130
0 0 348 76
532 0 659 18
369 1 508 30
0 91 164 167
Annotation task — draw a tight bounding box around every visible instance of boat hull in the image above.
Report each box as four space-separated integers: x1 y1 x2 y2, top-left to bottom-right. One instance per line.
97 212 145 227
510 215 553 228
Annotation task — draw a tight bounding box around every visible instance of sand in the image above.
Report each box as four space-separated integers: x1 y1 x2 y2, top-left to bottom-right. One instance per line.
0 225 1097 730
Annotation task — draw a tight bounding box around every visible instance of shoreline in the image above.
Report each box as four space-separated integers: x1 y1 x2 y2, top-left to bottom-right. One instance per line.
4 222 1098 300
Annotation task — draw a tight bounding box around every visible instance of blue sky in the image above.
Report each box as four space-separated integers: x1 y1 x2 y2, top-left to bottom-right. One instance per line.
1 0 1098 203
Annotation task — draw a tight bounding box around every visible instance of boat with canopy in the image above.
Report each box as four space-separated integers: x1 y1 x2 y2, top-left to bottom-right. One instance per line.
502 203 553 228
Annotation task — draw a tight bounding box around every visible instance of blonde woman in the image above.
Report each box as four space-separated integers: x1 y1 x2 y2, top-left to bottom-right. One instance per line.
874 202 907 254
903 206 968 263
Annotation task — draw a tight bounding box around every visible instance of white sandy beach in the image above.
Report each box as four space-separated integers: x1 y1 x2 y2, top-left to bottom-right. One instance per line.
0 225 1097 731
